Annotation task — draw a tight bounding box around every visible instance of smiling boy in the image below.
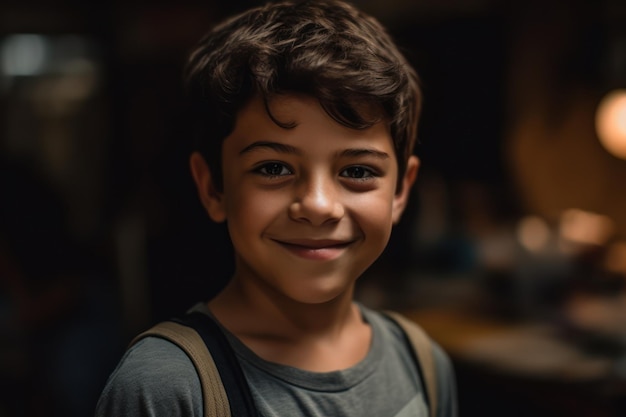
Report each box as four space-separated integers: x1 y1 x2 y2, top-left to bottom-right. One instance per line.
96 1 457 416
192 92 414 372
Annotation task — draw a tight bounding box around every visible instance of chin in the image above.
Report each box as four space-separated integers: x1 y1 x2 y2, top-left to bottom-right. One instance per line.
283 280 355 306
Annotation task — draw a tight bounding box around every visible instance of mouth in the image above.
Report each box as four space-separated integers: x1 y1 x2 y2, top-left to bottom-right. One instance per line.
272 239 354 261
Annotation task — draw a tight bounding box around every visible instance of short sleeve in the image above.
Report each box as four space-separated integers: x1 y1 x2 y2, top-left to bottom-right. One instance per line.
94 337 203 417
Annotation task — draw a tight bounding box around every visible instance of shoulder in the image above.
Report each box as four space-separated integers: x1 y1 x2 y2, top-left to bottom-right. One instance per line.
95 336 203 417
370 308 459 417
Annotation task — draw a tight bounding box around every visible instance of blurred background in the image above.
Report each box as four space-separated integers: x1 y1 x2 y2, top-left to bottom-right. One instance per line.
1 0 626 415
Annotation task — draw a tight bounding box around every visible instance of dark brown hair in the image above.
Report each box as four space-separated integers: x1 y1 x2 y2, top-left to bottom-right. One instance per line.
185 0 421 192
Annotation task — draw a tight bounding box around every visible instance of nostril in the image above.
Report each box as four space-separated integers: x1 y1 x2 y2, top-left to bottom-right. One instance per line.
288 194 344 225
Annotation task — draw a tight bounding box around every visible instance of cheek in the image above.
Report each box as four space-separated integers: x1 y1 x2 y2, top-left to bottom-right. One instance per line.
349 192 395 239
224 185 287 233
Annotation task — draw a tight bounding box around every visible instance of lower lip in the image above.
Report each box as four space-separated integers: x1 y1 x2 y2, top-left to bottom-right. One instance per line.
277 242 350 261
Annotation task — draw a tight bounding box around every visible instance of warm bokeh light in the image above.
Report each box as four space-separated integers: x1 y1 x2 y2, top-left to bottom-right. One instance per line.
517 216 551 252
595 89 626 160
559 208 614 246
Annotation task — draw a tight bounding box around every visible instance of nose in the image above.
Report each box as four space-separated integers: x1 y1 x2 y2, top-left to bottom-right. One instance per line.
288 173 344 225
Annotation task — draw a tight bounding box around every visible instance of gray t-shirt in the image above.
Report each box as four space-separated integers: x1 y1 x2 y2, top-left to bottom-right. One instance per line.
95 304 457 417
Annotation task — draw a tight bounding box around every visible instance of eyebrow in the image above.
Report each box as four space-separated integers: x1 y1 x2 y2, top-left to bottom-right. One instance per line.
239 141 301 156
339 148 391 160
238 141 390 160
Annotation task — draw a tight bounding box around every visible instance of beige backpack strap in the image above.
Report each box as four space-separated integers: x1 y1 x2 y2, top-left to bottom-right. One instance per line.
385 311 437 417
130 321 231 417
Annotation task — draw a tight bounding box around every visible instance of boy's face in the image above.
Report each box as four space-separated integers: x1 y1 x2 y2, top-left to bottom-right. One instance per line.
191 94 418 305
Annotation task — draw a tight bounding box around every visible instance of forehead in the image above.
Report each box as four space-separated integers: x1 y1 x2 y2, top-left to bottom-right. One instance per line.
226 93 394 151
233 93 389 133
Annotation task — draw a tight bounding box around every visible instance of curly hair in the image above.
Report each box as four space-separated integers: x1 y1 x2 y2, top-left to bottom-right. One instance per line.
185 0 421 192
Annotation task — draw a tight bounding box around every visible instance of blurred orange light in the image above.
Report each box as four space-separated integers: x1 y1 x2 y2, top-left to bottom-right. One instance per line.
596 89 626 160
517 216 550 252
559 209 614 246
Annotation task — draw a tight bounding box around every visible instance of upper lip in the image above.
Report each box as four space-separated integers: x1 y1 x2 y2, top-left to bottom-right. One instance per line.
272 238 353 248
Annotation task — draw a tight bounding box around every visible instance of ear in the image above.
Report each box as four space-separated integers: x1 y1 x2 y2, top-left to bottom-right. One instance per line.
189 152 226 223
392 155 419 225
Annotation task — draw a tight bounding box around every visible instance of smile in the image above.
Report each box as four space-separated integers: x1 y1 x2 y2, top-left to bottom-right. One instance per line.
272 239 353 261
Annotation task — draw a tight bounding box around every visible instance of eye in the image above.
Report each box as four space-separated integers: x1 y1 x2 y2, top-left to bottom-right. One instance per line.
255 162 292 177
340 166 375 179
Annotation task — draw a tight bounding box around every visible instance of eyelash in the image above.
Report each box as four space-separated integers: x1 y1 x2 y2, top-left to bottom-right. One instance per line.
339 166 377 181
253 162 379 182
254 162 293 178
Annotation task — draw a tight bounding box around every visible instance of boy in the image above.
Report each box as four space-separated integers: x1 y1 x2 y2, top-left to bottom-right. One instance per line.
95 0 457 416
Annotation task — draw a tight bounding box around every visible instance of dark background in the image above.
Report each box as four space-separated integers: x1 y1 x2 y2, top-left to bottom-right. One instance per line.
1 0 626 416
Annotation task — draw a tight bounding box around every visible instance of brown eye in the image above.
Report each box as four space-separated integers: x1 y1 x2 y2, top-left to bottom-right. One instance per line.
257 162 292 177
340 166 373 179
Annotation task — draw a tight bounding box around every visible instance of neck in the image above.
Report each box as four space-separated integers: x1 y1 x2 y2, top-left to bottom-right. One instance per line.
210 275 361 340
208 273 371 372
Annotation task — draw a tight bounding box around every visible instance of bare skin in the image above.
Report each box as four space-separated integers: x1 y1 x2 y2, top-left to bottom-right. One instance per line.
190 93 418 372
208 279 371 372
